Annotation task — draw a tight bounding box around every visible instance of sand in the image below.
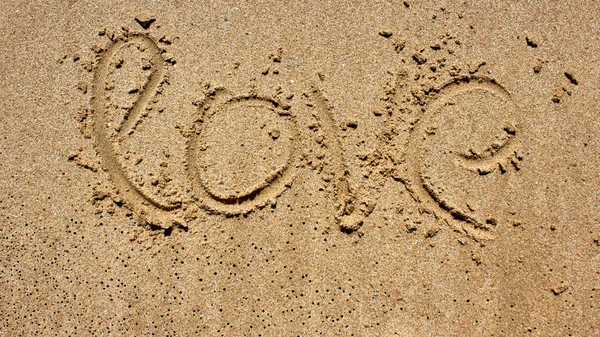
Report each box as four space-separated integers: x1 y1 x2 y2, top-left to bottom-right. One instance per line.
1 1 600 336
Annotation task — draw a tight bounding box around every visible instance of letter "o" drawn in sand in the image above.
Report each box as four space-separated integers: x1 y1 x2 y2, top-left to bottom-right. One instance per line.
187 89 300 215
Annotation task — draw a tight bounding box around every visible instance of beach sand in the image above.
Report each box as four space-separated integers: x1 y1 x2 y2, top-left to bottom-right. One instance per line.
1 1 599 335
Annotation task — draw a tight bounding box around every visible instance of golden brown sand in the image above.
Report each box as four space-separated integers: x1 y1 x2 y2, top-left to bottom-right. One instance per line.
1 1 600 335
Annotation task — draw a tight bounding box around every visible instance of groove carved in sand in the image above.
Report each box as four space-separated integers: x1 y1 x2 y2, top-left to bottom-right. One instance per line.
309 88 367 232
187 89 300 215
91 34 180 219
454 125 519 175
403 77 522 240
